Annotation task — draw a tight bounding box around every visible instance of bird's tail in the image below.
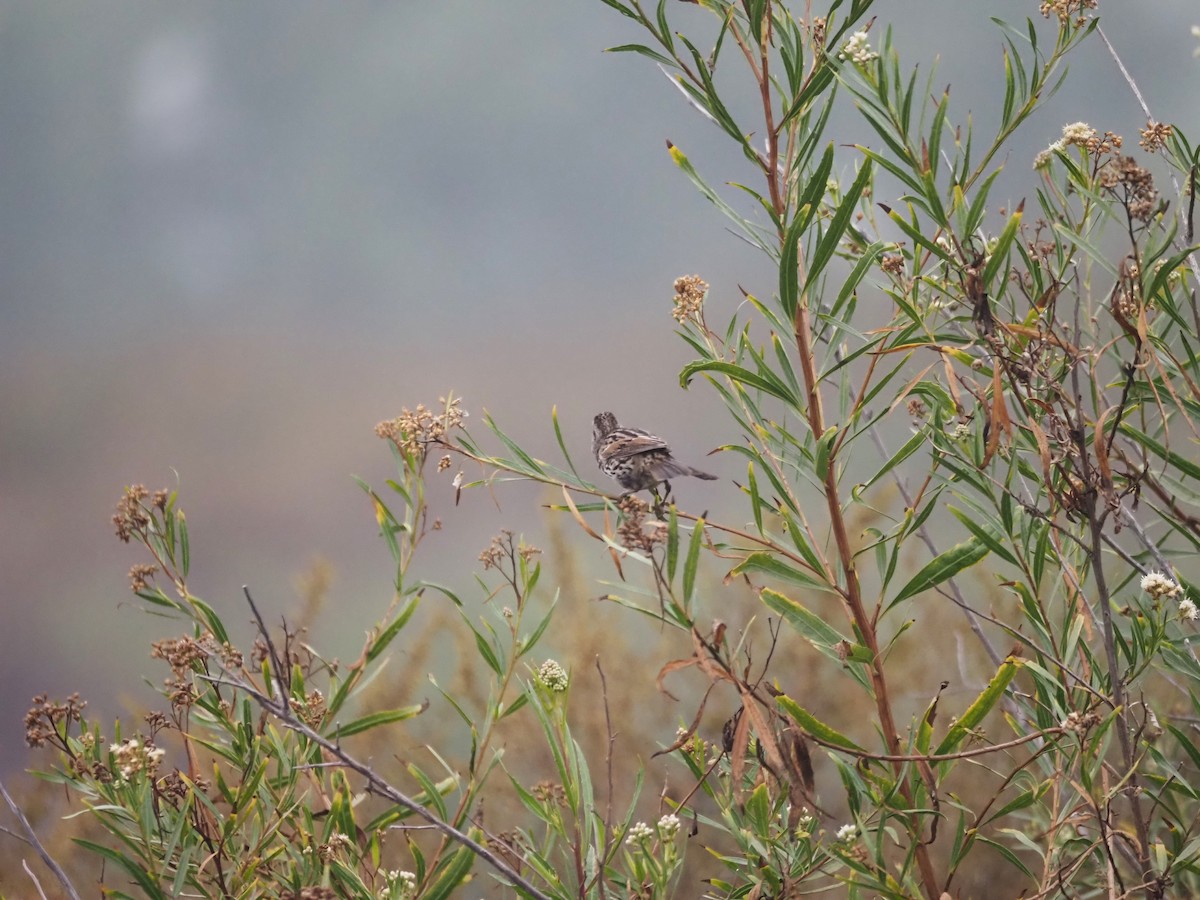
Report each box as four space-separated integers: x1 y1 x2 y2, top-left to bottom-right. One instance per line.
654 458 718 481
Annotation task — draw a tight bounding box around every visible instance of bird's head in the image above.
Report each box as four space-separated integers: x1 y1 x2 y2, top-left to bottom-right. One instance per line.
593 412 619 441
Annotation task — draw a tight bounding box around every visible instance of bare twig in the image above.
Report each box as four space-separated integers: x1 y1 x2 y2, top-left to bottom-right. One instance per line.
0 778 82 900
1097 26 1200 288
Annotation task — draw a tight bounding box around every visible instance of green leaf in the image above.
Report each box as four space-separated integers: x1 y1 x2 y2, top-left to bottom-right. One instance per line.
366 595 420 663
1121 424 1200 481
682 518 705 602
330 704 427 739
744 782 772 836
860 429 925 493
729 552 833 593
605 43 675 66
814 425 839 481
423 839 479 900
803 159 874 298
551 404 586 483
934 656 1022 755
760 588 858 672
666 505 680 581
778 695 865 752
679 359 799 406
471 626 504 675
667 142 770 253
890 535 990 607
74 839 168 898
981 202 1023 289
948 507 1018 567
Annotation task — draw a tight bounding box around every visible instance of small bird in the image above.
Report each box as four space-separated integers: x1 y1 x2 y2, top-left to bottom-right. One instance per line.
592 411 717 501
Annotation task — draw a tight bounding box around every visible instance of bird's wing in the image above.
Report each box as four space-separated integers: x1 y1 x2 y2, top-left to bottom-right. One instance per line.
598 428 669 461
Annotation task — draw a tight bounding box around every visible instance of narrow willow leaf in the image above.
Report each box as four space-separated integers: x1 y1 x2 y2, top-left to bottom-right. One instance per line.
667 142 770 252
814 425 838 481
73 840 167 898
860 429 925 493
745 782 772 836
679 359 799 405
760 588 854 666
666 505 680 581
729 552 833 592
890 536 990 607
948 508 1018 567
795 144 836 233
366 595 420 663
331 705 429 739
1121 424 1200 480
424 839 479 900
551 404 585 482
777 695 865 752
981 202 1023 289
682 518 705 602
747 462 764 535
1051 221 1118 278
934 656 1022 755
605 43 675 66
780 204 805 321
803 160 874 296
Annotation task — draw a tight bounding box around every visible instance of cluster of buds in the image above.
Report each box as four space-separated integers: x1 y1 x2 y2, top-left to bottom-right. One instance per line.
112 485 169 543
617 495 668 553
536 659 569 693
375 396 467 459
1039 0 1097 26
837 30 877 65
671 274 708 325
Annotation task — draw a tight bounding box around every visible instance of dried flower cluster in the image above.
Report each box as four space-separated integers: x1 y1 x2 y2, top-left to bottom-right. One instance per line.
151 635 211 676
1033 122 1122 169
533 780 567 807
1139 120 1173 153
479 530 540 579
375 396 467 458
617 494 668 552
24 692 86 748
1060 709 1101 735
316 832 353 862
1039 0 1097 26
806 16 826 48
672 274 709 324
1099 155 1159 221
298 689 327 727
112 485 168 542
129 563 158 593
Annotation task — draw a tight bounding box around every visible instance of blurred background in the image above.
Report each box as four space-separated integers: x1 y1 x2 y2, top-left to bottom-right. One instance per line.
0 0 1195 843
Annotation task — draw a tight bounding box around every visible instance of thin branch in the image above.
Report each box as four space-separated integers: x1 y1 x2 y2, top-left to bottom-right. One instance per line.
1097 26 1200 287
203 673 552 900
243 586 289 713
0 778 82 900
